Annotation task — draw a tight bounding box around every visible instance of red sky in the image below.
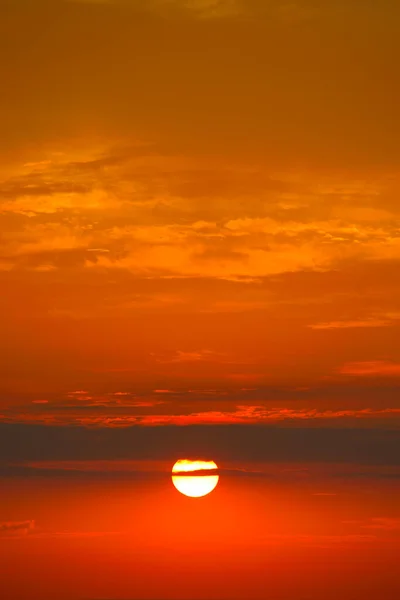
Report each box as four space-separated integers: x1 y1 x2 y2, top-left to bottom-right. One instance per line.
1 464 400 599
1 1 399 599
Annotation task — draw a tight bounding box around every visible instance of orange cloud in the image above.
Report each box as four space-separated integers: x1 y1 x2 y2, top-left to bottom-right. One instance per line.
2 405 400 428
154 349 220 363
309 319 392 330
339 361 400 376
2 145 400 280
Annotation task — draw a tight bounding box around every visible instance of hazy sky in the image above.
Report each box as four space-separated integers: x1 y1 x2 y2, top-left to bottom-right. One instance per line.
1 3 400 598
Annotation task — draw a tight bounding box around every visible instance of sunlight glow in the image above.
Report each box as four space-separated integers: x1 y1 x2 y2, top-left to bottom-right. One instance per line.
172 460 219 497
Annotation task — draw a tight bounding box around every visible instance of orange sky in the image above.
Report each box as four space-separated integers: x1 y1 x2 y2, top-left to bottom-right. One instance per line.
1 3 400 597
1 0 400 429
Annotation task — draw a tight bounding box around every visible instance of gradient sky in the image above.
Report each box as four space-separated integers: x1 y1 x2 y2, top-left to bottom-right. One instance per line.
1 1 400 599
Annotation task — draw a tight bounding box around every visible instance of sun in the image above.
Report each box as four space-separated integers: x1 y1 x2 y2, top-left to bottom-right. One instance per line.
171 459 219 498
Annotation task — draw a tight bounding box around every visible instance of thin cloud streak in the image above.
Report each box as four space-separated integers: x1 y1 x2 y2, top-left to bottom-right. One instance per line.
1 406 400 427
0 520 35 537
339 361 400 377
309 319 394 330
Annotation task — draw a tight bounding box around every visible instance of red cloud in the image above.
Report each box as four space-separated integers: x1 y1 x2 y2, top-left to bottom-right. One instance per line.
5 406 398 427
0 520 35 537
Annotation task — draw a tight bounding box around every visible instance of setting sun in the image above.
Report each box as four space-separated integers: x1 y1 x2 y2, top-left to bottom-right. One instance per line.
172 460 219 498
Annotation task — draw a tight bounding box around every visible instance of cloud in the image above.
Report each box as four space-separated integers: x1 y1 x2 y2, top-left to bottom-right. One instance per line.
1 422 400 466
1 405 400 429
309 318 393 330
178 0 242 18
0 517 124 540
362 518 400 531
153 349 222 363
0 520 35 537
3 459 399 484
64 0 400 24
68 0 243 19
2 143 400 279
339 361 400 377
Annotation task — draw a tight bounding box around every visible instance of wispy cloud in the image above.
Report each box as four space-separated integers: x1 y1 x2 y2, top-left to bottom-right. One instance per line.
153 349 223 363
362 518 400 531
309 319 393 330
2 405 399 428
178 0 242 18
339 361 400 377
68 0 243 19
0 520 35 538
